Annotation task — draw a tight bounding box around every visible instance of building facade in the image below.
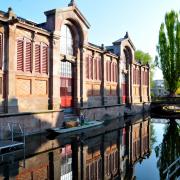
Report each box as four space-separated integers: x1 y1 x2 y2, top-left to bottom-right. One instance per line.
0 2 150 132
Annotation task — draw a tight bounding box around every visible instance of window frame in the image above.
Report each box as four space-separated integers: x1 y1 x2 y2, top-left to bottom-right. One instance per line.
60 24 74 56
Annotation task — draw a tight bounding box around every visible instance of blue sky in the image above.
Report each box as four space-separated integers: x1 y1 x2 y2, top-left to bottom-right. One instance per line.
1 0 180 79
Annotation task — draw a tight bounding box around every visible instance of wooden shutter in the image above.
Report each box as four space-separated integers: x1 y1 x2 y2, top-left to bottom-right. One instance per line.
0 77 2 95
98 58 101 80
114 63 117 82
0 34 2 69
109 62 111 82
106 61 108 81
42 45 48 74
94 58 97 80
91 56 93 79
17 40 24 71
25 41 32 72
112 63 115 82
86 57 89 79
35 44 41 73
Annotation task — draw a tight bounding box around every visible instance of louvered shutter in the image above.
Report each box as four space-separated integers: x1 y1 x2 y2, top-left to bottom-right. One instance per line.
17 40 24 71
114 63 117 82
94 58 97 80
106 61 108 81
91 56 93 79
0 34 2 69
25 41 32 72
109 62 111 82
112 63 115 82
42 45 48 74
35 44 41 73
86 57 89 79
98 58 101 80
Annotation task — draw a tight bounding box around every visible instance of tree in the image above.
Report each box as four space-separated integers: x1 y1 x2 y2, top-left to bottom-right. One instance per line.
156 10 180 96
155 120 180 179
135 50 152 65
135 50 155 88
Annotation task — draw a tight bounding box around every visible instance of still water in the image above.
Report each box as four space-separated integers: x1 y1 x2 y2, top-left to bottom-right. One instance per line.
0 115 179 180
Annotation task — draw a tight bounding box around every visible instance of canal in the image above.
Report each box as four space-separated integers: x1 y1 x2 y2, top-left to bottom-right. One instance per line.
0 114 179 180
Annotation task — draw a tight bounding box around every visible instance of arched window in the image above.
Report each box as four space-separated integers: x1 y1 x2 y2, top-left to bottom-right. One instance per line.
60 24 73 56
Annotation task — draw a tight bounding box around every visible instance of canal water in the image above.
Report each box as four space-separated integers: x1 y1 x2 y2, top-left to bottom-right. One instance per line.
0 114 179 180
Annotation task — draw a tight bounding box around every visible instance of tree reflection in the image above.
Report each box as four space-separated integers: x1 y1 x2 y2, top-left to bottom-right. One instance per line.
150 123 157 149
155 119 180 179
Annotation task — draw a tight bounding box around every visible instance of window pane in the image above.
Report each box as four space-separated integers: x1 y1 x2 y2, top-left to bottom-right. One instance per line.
60 24 73 55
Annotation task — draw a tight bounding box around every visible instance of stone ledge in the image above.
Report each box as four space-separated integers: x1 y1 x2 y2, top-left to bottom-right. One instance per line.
80 104 123 110
0 109 64 117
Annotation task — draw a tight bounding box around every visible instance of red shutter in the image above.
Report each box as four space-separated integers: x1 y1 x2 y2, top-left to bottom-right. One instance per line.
0 34 2 70
106 61 108 81
109 62 111 82
25 41 32 72
94 58 97 80
35 44 41 73
42 46 48 74
113 63 115 82
17 40 24 71
96 58 99 80
0 34 2 69
86 56 89 79
98 58 101 80
144 71 146 85
133 68 135 84
91 56 93 79
115 63 117 82
146 71 148 85
89 56 91 79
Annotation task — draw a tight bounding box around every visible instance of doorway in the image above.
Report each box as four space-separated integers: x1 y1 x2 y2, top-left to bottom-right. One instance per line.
60 61 74 113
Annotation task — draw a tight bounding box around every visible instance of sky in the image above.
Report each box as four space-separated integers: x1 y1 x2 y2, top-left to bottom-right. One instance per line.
1 0 180 80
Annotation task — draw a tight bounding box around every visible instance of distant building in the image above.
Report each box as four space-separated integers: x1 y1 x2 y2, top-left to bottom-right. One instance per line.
151 80 169 97
0 2 150 133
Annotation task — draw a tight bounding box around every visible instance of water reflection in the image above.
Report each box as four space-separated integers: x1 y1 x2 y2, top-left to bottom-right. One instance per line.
0 114 154 179
155 119 180 179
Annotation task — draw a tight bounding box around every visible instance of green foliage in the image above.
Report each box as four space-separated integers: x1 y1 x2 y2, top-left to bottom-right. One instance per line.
176 86 180 95
156 10 180 96
135 50 154 88
155 120 180 179
135 50 152 65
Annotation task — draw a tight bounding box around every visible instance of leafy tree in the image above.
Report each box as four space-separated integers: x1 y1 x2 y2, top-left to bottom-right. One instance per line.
135 50 152 65
155 120 180 179
156 10 180 96
135 50 154 88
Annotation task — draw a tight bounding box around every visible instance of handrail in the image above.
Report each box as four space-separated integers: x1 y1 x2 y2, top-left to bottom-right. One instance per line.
152 97 180 103
163 157 180 179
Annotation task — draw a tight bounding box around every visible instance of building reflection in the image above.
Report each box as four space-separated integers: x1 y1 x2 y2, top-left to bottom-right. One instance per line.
0 115 151 180
73 115 151 180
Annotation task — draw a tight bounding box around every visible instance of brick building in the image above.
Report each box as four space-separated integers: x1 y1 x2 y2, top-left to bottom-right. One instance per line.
0 2 150 133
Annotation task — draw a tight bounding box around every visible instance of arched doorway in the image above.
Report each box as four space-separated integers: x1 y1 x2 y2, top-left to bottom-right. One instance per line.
60 24 74 112
122 46 132 104
59 19 84 113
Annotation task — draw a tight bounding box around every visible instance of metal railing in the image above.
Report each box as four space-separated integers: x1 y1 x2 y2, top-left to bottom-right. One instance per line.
152 97 180 104
0 122 25 142
0 122 26 167
163 157 180 180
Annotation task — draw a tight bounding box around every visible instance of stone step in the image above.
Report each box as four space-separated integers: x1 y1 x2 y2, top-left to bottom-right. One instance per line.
64 113 79 121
